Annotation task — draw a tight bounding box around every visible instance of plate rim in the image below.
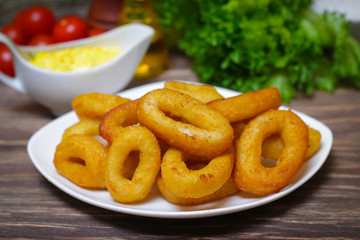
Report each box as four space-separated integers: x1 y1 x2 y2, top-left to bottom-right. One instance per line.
27 80 333 219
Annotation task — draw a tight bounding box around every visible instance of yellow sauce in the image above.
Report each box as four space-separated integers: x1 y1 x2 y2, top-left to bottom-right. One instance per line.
29 45 122 71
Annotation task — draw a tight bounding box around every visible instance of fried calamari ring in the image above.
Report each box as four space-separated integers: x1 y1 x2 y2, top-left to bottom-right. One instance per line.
54 135 108 189
72 92 130 120
157 175 239 206
161 147 234 198
137 88 234 158
99 99 139 144
231 121 247 146
304 127 322 159
233 109 309 196
105 126 161 203
262 127 321 160
99 99 169 151
62 119 100 140
208 87 282 123
232 122 321 160
121 151 140 180
164 81 224 103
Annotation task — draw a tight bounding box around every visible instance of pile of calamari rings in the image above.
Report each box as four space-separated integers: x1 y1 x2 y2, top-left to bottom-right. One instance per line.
53 81 322 205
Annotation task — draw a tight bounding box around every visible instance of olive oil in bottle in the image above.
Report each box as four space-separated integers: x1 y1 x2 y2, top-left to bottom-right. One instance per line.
118 0 169 79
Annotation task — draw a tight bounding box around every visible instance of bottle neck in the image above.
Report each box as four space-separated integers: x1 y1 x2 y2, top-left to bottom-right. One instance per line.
119 0 154 25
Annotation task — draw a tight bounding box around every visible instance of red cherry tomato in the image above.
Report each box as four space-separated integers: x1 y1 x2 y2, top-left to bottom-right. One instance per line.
0 43 15 77
22 6 55 37
1 24 27 45
13 9 28 28
88 28 106 37
52 16 88 43
28 34 55 46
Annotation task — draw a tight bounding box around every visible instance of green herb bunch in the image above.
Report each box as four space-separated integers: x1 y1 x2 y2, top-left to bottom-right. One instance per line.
155 0 360 102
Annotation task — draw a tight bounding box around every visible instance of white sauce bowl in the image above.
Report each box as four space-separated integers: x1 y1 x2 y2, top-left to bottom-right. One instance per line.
0 23 154 115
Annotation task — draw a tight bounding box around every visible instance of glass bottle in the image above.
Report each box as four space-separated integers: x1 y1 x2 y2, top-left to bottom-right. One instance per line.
118 0 169 79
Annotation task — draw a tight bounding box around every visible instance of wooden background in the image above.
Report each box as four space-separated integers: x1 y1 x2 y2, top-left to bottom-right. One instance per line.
1 1 360 239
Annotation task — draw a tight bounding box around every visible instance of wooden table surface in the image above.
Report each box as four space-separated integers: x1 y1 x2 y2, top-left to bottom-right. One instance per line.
0 51 359 239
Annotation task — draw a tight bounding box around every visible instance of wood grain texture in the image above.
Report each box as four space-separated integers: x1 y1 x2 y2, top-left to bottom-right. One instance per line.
0 51 359 239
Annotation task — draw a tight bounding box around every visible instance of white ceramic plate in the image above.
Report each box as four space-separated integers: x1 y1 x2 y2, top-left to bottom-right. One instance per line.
27 81 333 219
